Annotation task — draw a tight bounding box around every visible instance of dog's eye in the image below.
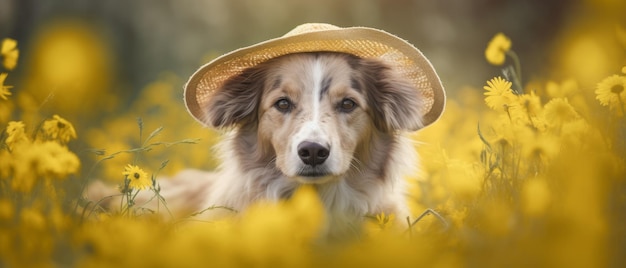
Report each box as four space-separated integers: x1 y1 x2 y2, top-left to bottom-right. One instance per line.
274 98 292 113
339 98 357 112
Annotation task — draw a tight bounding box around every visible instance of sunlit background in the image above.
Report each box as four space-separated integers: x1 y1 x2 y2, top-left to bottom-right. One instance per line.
4 0 616 92
1 0 625 267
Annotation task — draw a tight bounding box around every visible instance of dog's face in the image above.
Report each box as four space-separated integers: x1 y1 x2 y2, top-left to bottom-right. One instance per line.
258 54 370 183
205 52 424 184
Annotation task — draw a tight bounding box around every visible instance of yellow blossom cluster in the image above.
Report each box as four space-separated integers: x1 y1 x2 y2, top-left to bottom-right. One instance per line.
0 38 18 101
1 116 80 193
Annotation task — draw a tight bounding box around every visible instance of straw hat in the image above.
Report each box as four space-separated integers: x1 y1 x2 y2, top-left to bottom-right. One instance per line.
184 23 445 129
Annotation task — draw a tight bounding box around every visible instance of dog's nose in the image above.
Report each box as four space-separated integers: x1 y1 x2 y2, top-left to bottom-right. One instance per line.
297 141 329 167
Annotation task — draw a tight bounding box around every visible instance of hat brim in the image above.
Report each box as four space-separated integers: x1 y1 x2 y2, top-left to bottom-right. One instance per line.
184 25 445 129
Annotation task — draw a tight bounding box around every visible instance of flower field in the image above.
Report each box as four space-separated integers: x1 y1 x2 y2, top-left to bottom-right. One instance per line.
1 12 626 268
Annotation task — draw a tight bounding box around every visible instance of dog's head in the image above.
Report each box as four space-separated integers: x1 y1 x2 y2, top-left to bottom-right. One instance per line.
204 52 424 183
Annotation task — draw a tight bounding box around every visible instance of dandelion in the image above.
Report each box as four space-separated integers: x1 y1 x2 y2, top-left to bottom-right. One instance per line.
485 33 511 65
0 73 12 100
595 74 626 114
543 98 579 126
518 91 542 118
1 38 19 70
122 164 151 190
5 121 29 149
484 76 517 112
40 114 77 143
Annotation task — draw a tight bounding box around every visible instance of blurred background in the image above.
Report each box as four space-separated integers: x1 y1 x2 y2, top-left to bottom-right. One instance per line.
3 0 620 94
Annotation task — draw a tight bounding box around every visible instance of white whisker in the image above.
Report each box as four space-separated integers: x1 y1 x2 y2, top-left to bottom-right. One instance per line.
349 157 364 175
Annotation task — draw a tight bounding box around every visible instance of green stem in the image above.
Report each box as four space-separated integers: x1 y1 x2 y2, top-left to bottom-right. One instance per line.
506 50 523 94
617 93 625 117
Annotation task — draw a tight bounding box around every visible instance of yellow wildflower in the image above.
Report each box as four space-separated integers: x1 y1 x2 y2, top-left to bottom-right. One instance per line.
485 33 511 65
622 66 626 74
122 164 151 190
0 73 12 100
1 38 19 70
513 91 547 130
595 74 626 113
40 114 77 143
543 98 579 126
34 141 81 179
484 76 517 112
9 146 35 192
518 91 542 118
10 141 81 191
5 121 29 149
375 212 396 230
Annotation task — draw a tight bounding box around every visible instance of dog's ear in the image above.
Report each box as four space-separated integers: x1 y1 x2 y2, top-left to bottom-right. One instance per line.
204 65 267 128
356 58 424 132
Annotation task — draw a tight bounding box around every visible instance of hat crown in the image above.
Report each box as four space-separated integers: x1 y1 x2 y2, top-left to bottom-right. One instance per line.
283 23 340 37
185 23 446 130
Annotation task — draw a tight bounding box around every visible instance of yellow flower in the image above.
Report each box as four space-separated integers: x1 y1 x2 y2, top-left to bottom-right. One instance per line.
1 38 19 70
485 33 511 65
375 212 396 229
621 66 626 74
10 141 81 191
517 91 542 117
484 76 517 112
40 114 77 143
34 141 81 179
0 73 12 100
595 74 626 113
122 164 151 190
5 121 29 149
543 98 579 126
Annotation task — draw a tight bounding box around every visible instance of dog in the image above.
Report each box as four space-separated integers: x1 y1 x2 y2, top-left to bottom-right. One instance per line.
88 52 426 237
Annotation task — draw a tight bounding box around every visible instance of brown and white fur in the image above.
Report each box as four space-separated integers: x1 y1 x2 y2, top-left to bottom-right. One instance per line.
89 52 424 236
